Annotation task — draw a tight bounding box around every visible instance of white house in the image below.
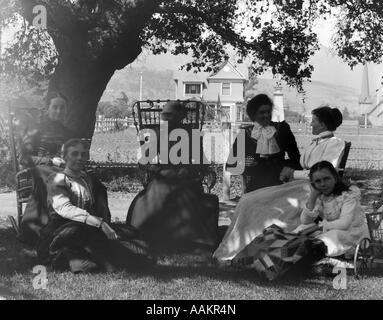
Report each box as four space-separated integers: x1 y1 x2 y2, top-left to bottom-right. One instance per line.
174 60 247 122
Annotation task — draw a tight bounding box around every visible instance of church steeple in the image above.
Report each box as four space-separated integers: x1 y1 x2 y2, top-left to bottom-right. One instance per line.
359 64 372 104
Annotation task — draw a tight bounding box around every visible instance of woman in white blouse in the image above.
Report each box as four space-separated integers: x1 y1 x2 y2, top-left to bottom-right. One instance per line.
214 106 346 261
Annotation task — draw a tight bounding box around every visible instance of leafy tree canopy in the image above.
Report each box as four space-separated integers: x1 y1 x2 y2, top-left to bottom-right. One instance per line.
1 0 382 136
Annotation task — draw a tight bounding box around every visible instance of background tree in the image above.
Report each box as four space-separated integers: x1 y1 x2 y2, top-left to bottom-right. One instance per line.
342 106 353 120
1 0 382 139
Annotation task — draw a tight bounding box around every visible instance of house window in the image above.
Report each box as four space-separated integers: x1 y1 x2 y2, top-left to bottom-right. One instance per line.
184 83 202 95
222 82 231 96
236 106 242 121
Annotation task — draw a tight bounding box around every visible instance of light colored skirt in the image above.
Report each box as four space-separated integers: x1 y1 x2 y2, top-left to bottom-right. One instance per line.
213 179 311 261
294 221 369 257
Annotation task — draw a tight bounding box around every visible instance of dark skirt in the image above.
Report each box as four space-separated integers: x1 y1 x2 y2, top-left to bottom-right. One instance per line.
20 165 63 246
241 157 284 193
37 215 155 273
126 174 219 253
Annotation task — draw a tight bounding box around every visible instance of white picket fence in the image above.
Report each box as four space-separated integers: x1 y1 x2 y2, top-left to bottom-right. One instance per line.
94 118 253 133
95 117 135 133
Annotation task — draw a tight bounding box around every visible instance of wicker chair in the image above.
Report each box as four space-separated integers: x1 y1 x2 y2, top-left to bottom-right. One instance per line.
7 105 42 235
338 141 352 178
132 99 216 193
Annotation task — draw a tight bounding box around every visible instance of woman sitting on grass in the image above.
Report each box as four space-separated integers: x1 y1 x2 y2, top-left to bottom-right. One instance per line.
38 139 155 273
295 161 369 257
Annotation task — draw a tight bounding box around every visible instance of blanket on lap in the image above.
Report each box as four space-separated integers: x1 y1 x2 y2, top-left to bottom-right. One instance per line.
232 224 326 281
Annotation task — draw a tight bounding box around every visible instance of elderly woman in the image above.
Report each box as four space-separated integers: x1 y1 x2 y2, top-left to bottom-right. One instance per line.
214 105 346 261
20 92 72 245
126 101 219 252
227 94 301 193
38 139 154 273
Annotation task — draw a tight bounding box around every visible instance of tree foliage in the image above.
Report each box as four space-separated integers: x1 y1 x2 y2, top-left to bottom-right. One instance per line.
1 0 383 136
3 0 382 88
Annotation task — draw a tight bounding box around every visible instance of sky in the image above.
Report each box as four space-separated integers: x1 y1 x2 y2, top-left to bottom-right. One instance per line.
311 17 383 94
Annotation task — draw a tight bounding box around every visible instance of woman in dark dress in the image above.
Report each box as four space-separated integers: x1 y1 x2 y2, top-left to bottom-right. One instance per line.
126 101 219 253
19 92 72 245
226 94 301 193
38 139 154 273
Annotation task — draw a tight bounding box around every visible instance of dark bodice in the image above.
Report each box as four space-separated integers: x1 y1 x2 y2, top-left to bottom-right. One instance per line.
21 117 71 167
227 121 302 171
140 123 206 183
37 118 69 157
226 121 302 192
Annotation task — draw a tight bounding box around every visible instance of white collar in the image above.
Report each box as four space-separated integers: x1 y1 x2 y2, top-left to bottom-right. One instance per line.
311 131 334 146
317 131 334 139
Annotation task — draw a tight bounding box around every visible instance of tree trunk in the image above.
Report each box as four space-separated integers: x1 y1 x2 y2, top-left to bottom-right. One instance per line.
48 26 144 139
18 0 158 139
48 57 116 139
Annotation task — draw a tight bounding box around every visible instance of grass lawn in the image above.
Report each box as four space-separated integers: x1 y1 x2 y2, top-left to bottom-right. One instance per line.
0 168 382 300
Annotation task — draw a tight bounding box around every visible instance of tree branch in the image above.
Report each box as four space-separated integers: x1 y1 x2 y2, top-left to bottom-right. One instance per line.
155 3 255 50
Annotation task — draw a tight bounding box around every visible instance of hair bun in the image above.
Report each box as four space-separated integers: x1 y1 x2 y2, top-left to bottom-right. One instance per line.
331 108 343 128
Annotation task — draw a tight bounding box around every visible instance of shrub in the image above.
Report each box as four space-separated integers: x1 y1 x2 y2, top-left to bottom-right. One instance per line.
0 113 15 190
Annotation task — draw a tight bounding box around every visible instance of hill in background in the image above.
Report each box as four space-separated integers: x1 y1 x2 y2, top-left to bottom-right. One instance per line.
250 78 360 117
102 44 377 117
102 67 361 118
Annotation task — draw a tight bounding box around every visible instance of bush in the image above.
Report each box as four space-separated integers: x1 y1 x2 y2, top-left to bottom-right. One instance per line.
0 114 15 190
358 116 372 127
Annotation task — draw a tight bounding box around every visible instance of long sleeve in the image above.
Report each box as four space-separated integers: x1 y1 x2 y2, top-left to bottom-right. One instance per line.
279 121 302 170
293 169 310 180
300 201 322 224
321 138 345 169
324 190 359 231
47 173 103 228
20 128 52 167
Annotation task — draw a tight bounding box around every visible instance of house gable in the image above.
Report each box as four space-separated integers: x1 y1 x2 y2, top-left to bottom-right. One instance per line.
207 60 246 81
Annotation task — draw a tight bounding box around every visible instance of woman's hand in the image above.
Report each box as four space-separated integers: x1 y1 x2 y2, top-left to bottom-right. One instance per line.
52 157 66 167
101 222 119 240
279 167 294 182
309 184 322 199
306 185 321 210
